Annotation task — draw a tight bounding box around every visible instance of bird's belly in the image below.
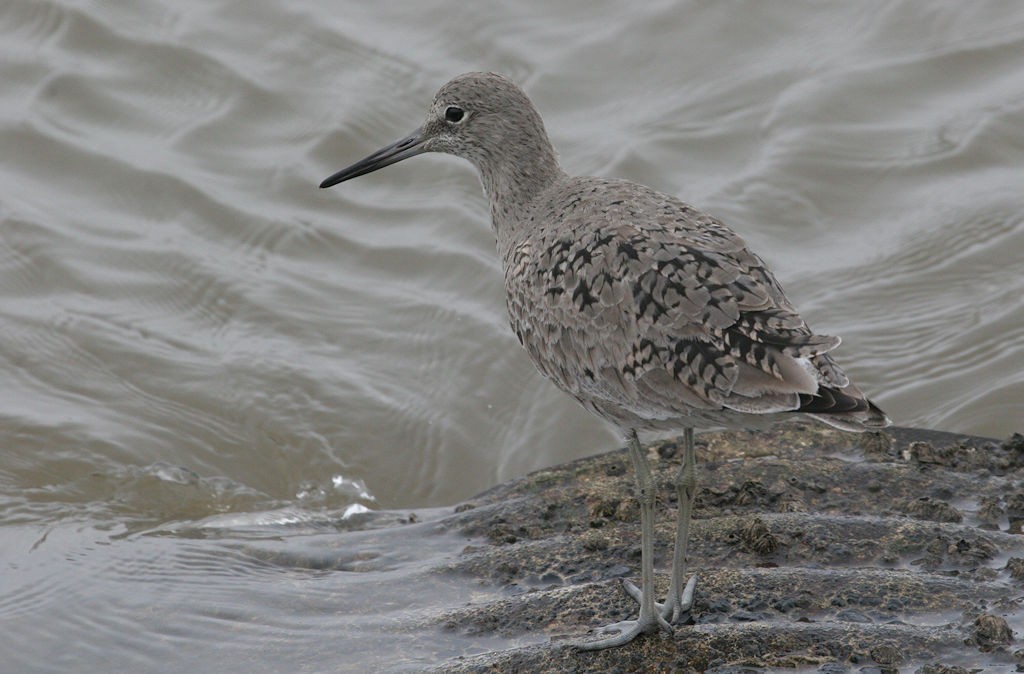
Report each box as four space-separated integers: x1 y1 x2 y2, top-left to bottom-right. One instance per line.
510 317 731 431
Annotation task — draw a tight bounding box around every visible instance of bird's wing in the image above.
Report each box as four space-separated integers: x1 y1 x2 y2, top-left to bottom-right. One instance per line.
503 178 849 421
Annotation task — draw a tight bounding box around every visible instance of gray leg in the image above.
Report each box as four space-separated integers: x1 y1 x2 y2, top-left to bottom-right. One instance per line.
621 427 697 621
575 429 673 650
663 427 698 622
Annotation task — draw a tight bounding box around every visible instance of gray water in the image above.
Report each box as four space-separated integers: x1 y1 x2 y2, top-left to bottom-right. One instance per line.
1 1 1023 671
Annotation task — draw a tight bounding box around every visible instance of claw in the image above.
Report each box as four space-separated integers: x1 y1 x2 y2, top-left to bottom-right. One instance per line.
622 578 642 602
573 576 689 651
661 574 697 623
574 611 673 651
621 575 697 623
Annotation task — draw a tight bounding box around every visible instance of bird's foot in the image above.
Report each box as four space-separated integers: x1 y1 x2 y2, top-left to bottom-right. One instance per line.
573 610 673 651
622 574 698 623
574 576 694 650
662 574 697 623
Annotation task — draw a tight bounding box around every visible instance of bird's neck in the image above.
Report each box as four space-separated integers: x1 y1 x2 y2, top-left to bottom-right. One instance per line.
477 138 566 238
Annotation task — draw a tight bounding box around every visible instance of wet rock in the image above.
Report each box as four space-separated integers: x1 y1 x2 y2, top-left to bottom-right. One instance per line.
485 518 518 545
900 496 963 523
817 664 850 673
737 516 780 555
835 609 872 623
771 591 813 613
916 666 970 674
730 608 770 622
973 613 1013 650
868 642 901 664
1007 493 1024 534
897 430 1024 473
905 440 945 464
912 532 1000 572
734 480 771 506
587 497 618 521
977 496 1004 529
860 431 894 459
425 424 1023 673
579 530 609 552
1004 432 1024 455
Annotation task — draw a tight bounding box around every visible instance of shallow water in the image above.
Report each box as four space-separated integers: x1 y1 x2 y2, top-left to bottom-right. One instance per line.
1 0 1022 671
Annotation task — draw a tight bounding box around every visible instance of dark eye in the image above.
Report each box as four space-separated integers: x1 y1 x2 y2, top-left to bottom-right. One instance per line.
444 106 465 123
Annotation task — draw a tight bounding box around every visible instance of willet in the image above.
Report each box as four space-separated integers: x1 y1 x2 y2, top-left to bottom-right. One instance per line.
319 72 890 649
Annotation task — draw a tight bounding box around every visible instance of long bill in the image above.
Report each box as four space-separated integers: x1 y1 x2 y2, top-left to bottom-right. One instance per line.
319 128 427 188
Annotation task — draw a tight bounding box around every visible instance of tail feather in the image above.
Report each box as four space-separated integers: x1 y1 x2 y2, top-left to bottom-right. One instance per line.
798 384 891 432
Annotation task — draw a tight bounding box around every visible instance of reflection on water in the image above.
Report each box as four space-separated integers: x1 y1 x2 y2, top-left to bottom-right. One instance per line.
1 0 1022 670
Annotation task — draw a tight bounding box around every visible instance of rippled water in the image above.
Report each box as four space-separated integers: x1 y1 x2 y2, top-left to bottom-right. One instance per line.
2 1 1023 670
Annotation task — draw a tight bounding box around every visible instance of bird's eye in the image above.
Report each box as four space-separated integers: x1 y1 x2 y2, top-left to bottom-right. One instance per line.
444 106 465 123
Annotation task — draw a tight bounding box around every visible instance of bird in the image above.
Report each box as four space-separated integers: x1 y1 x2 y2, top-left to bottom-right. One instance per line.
319 71 890 650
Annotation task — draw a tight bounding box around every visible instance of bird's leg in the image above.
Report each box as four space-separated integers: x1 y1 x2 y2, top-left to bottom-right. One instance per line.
620 428 698 621
662 427 698 622
575 429 673 650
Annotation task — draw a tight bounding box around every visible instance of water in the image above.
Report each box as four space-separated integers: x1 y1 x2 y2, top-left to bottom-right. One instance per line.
1 1 1022 671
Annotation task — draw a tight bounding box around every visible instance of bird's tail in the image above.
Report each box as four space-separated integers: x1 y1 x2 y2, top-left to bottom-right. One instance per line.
798 383 891 432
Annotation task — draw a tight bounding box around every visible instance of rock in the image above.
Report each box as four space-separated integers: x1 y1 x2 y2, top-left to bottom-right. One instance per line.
372 423 1024 672
1007 557 1024 580
900 496 963 523
972 613 1013 650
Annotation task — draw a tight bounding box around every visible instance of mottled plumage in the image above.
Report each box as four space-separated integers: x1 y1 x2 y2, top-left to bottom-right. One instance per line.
320 71 890 649
500 175 883 433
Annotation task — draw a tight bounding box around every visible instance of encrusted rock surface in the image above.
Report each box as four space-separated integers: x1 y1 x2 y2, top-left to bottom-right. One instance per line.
426 425 1024 672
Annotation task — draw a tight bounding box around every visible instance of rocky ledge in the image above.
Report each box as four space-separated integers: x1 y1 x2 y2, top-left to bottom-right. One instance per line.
423 424 1024 673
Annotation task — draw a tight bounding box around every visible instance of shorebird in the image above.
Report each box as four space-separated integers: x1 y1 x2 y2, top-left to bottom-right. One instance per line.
319 71 890 649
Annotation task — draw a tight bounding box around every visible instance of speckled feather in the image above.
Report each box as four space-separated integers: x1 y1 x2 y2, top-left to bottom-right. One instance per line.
500 175 877 431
